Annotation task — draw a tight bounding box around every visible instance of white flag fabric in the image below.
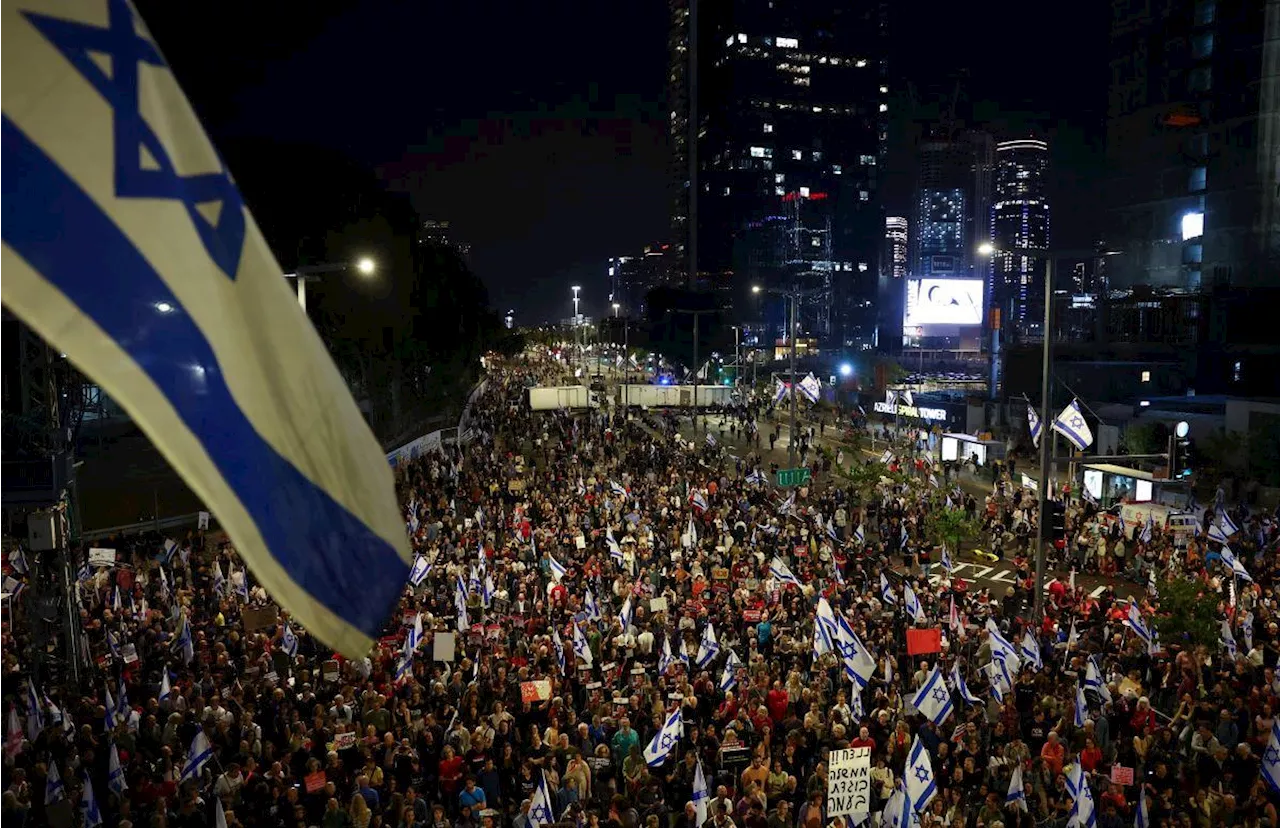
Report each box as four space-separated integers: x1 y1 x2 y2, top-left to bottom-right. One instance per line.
880 573 896 605
719 649 742 692
281 623 300 658
80 773 103 827
1126 602 1153 645
1051 399 1094 451
696 622 720 667
643 708 683 767
1027 403 1043 448
552 629 566 675
692 760 711 828
1261 720 1280 794
1075 683 1089 727
1084 657 1112 703
903 583 926 623
529 772 555 828
909 666 953 726
904 735 937 811
1066 762 1098 828
408 555 431 587
215 798 229 828
618 597 634 632
659 636 675 674
884 783 917 828
1007 765 1026 812
836 615 877 688
1220 546 1253 582
108 742 127 795
46 760 65 804
572 622 594 667
950 662 980 705
2 0 415 657
181 730 214 782
1135 785 1149 828
769 556 802 589
584 588 601 621
1020 630 1043 671
547 553 568 583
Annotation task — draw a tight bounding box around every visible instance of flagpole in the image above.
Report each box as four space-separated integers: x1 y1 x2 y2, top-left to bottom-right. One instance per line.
1033 258 1055 622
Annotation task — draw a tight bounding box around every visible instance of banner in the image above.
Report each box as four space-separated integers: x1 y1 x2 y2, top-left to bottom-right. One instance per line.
906 627 942 655
826 747 871 823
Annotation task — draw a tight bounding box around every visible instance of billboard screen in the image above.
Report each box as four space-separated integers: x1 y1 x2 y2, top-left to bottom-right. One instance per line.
904 278 984 327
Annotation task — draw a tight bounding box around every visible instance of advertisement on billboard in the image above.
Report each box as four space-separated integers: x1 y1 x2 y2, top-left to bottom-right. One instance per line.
903 278 984 327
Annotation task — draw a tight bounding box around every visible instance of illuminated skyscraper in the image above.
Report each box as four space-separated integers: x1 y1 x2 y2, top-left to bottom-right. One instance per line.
884 216 908 280
990 139 1050 337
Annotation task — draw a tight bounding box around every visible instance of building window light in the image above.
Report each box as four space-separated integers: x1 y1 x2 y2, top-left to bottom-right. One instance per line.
723 187 731 196
879 85 888 94
832 165 842 175
799 186 810 197
1189 166 1206 192
860 190 870 201
750 146 766 158
860 154 876 165
737 33 747 43
792 149 803 160
1181 211 1204 240
858 262 869 272
763 123 774 133
775 187 786 196
879 103 888 113
775 173 785 183
725 35 735 46
1141 371 1151 383
855 58 868 67
776 36 798 48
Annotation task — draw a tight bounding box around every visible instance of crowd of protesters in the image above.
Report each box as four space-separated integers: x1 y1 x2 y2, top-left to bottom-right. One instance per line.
3 353 1279 828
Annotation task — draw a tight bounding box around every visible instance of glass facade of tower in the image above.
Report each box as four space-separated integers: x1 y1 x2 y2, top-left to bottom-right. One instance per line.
990 139 1050 338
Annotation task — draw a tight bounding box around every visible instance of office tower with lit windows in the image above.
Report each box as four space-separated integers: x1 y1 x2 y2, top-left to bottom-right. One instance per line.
608 244 672 317
990 139 1050 338
884 216 908 280
668 0 888 348
911 129 994 281
876 216 908 351
1106 0 1279 292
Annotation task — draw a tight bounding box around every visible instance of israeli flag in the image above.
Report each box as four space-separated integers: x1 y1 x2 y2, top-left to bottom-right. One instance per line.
746 468 766 486
1207 523 1231 545
1221 618 1237 659
482 573 495 607
393 639 413 685
1084 657 1112 703
1261 720 1280 794
1007 765 1027 812
606 527 625 566
80 772 103 827
618 597 633 632
692 760 710 828
104 684 118 731
880 573 897 605
9 548 29 576
117 676 130 724
181 730 214 782
1126 601 1153 645
885 783 917 828
25 678 44 741
774 378 790 404
547 553 568 583
584 588 601 621
826 517 839 543
408 613 425 653
985 619 1018 664
1 0 414 658
1219 511 1240 537
1027 403 1043 448
1075 683 1089 727
799 373 821 404
1066 761 1098 828
552 629 566 675
690 490 709 512
1136 785 1149 828
880 449 895 465
1051 399 1094 451
815 598 839 654
769 556 802 589
455 581 469 631
778 493 795 515
950 662 980 705
679 638 692 668
468 566 482 596
46 760 65 804
659 636 675 674
903 583 925 623
1139 516 1153 544
835 614 874 687
910 666 953 726
112 584 123 612
78 561 92 583
610 480 628 498
853 523 865 545
108 741 127 795
643 707 683 767
986 660 1012 702
940 545 953 572
212 561 226 596
1020 630 1043 671
1220 546 1253 582
529 771 556 828
696 622 720 667
719 648 742 692
905 735 937 811
573 621 591 665
705 432 717 448
159 669 172 702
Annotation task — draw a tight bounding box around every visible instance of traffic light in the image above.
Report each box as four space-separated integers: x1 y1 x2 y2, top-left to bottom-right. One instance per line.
1170 420 1193 479
1046 501 1068 541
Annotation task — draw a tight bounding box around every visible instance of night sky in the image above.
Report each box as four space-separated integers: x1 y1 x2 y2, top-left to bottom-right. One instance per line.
136 0 1109 324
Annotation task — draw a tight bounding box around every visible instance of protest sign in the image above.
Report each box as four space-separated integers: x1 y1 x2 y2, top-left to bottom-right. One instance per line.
826 747 871 824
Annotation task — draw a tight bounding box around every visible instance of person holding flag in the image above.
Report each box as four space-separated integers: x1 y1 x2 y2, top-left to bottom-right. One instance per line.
909 665 953 726
643 707 683 768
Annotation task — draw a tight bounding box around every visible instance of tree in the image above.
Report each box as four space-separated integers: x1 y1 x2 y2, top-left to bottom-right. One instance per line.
1154 578 1220 651
1124 421 1168 455
925 510 983 556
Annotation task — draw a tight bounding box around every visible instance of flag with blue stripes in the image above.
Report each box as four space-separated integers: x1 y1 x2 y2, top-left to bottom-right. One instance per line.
950 662 980 705
1066 761 1097 828
904 735 937 811
408 555 431 587
547 553 567 583
659 636 675 674
903 583 925 623
1026 403 1043 448
1075 683 1089 727
643 707 682 767
181 730 214 782
46 760 65 804
1020 630 1043 671
719 648 742 691
1220 546 1253 582
25 678 45 741
1051 399 1094 451
107 742 127 795
769 556 802 589
695 622 720 667
1219 511 1240 537
10 548 29 575
1126 601 1153 645
880 573 896 605
1007 766 1026 812
553 629 566 675
692 760 710 828
909 666 953 726
1 0 412 658
584 588 601 621
1261 720 1280 794
80 772 103 827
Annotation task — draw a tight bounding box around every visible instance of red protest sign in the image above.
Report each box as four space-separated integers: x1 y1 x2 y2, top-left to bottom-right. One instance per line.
906 628 942 655
305 771 327 793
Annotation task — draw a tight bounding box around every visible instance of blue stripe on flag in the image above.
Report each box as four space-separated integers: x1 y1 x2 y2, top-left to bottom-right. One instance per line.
2 119 407 638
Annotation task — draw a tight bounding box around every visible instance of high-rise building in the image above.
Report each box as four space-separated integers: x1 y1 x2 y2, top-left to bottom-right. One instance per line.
417 220 471 260
668 0 888 348
911 129 994 281
990 139 1050 337
884 216 908 280
1106 0 1280 291
608 244 672 317
876 216 908 350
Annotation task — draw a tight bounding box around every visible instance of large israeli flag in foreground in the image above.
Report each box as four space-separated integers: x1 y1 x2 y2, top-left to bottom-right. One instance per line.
2 0 410 656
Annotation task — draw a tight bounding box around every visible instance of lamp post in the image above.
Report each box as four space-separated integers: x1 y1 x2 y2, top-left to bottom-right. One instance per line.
672 308 716 435
731 325 741 389
977 243 1118 620
286 256 377 311
755 283 817 468
571 286 583 380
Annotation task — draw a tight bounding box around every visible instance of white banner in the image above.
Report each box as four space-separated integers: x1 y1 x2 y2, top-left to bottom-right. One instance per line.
827 747 871 824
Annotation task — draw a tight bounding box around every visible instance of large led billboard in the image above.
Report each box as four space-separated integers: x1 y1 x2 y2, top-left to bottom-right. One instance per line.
903 278 984 327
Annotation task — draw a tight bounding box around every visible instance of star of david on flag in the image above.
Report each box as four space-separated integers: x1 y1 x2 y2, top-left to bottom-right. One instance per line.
643 708 683 767
3 0 411 658
904 736 937 811
909 665 953 726
1051 399 1094 451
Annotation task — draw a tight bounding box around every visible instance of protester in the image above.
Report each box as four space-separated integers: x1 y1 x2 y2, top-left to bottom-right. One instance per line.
3 353 1279 828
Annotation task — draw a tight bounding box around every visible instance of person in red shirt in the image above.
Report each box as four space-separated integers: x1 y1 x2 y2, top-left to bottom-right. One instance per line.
766 681 789 723
850 726 875 752
1040 731 1066 777
1130 697 1157 735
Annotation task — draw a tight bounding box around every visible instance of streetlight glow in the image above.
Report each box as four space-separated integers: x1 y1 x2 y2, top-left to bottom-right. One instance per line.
976 242 995 257
356 256 376 275
751 285 762 293
838 362 853 377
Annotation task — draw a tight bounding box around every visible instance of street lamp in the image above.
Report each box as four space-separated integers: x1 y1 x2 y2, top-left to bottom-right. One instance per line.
286 256 378 311
977 242 1119 621
612 302 620 318
754 283 819 468
571 286 583 379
